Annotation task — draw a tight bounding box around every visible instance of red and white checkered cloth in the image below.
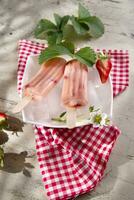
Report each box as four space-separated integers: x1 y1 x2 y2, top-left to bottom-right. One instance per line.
17 40 129 200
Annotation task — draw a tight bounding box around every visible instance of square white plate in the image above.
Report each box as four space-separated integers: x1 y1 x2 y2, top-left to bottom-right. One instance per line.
21 55 113 128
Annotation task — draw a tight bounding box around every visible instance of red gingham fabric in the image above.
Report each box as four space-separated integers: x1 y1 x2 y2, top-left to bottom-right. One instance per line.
35 125 120 200
17 40 129 200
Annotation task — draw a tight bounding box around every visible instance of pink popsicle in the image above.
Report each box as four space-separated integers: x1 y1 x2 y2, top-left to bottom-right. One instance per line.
24 57 66 100
12 57 66 113
61 59 88 108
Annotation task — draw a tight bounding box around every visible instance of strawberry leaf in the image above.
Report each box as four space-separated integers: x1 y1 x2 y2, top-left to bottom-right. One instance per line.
71 4 104 38
47 32 58 45
54 13 62 28
70 16 87 35
74 55 94 67
78 4 91 19
60 15 70 30
56 33 63 44
34 19 57 39
47 32 63 45
54 14 69 30
39 48 60 64
62 41 75 54
39 42 74 64
63 24 78 42
82 16 104 38
74 47 96 67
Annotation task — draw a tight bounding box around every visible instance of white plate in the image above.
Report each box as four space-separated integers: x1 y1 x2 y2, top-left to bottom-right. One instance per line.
21 55 113 128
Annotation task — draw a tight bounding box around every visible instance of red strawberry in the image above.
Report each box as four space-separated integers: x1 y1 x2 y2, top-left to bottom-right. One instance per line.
0 112 7 124
96 53 112 83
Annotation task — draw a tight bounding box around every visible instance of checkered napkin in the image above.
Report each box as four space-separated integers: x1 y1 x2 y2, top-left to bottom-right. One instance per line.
17 40 129 200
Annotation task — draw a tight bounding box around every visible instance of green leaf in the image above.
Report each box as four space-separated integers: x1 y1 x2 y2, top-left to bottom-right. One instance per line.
47 32 58 45
61 41 75 54
56 33 63 44
39 48 60 64
38 42 74 64
51 117 66 123
78 21 89 31
60 15 70 30
70 16 87 35
78 4 91 19
63 24 78 42
74 47 97 67
84 16 104 38
89 106 94 112
74 55 93 68
54 14 69 31
34 19 57 39
54 13 62 28
47 32 63 45
59 112 66 118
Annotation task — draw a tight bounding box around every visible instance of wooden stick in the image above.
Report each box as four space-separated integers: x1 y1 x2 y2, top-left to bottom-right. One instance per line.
66 108 76 129
12 96 32 114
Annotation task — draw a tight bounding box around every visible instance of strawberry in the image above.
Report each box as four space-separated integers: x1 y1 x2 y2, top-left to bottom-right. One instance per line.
0 112 7 124
96 53 112 83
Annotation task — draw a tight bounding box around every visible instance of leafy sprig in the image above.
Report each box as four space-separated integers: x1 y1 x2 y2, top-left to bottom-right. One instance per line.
34 4 104 45
38 41 74 64
34 4 104 66
34 15 69 45
39 41 97 67
71 4 104 38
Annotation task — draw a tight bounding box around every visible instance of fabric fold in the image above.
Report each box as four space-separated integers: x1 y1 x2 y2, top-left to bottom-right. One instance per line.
35 125 120 200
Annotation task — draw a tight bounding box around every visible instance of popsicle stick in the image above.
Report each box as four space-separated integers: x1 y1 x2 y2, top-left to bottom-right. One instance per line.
12 96 32 114
66 108 76 129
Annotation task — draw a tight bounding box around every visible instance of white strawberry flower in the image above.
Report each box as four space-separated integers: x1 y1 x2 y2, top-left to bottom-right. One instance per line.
88 108 110 127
